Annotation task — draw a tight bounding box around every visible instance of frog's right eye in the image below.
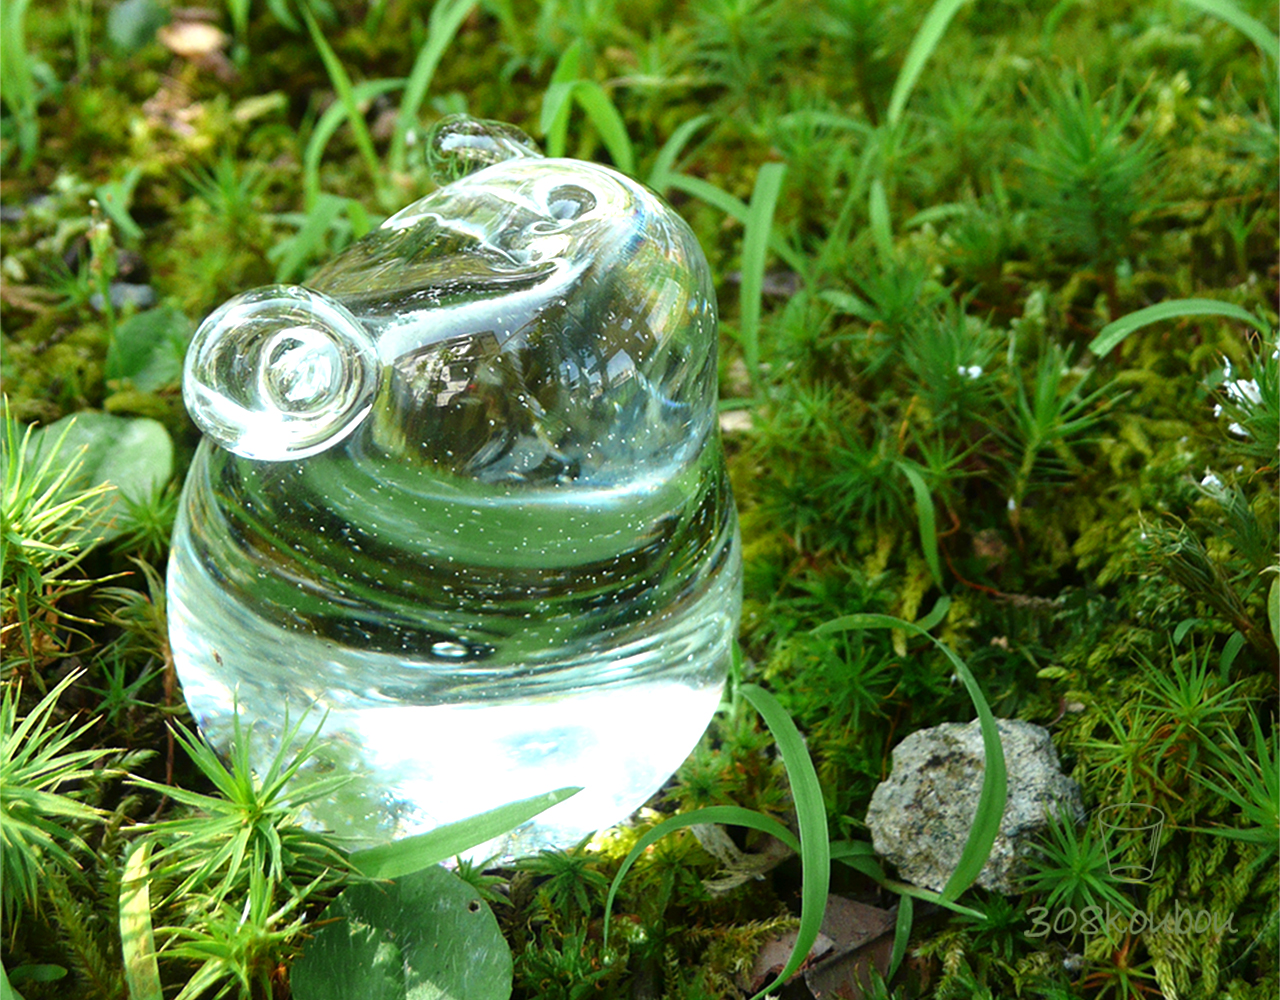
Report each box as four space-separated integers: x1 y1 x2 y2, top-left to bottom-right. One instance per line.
184 285 379 461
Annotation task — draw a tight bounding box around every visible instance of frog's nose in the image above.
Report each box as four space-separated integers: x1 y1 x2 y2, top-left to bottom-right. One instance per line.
184 285 379 461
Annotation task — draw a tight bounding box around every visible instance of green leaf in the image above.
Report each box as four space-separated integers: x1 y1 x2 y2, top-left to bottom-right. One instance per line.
304 79 404 210
647 114 712 192
573 81 634 175
0 967 23 1000
271 193 348 282
5 966 64 984
1088 299 1272 356
1269 577 1279 650
828 838 886 880
541 42 582 158
303 6 384 201
292 865 512 1000
820 289 879 323
898 462 942 586
664 173 809 275
888 894 913 979
1180 0 1279 63
105 306 192 392
915 593 952 632
119 841 162 1000
739 684 830 1000
27 413 173 544
868 176 893 261
739 162 786 381
350 787 581 880
886 0 971 127
1173 617 1204 646
389 0 479 175
95 167 144 242
1219 629 1246 677
106 0 169 53
37 413 172 504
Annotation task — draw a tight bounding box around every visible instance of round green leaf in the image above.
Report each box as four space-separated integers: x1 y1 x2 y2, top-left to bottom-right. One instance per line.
36 412 172 504
105 305 192 392
291 865 512 1000
26 412 174 545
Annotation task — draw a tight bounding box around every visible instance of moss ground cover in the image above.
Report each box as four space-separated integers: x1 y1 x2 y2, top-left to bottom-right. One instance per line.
1 1 1276 997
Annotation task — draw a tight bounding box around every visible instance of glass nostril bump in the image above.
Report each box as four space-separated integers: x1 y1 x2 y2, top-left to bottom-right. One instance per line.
546 184 596 220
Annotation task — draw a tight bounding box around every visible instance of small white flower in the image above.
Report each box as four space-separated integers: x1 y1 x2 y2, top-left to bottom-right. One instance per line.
1007 497 1017 512
1225 378 1262 405
1229 422 1248 437
1201 472 1222 488
1213 403 1223 417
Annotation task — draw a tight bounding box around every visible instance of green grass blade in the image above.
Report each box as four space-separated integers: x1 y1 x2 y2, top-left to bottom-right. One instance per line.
302 7 384 202
740 684 830 1000
119 840 162 1000
815 602 1006 903
541 42 582 158
664 173 808 275
0 0 37 171
886 0 971 127
868 177 893 261
888 893 913 979
539 81 577 157
739 163 787 381
573 81 635 175
602 805 801 952
880 878 986 919
1088 298 1272 356
0 963 23 1000
667 172 749 219
389 0 478 174
272 194 347 282
1180 0 1278 63
304 79 404 210
647 114 712 191
898 462 942 586
349 787 581 879
1267 577 1278 650
820 289 879 323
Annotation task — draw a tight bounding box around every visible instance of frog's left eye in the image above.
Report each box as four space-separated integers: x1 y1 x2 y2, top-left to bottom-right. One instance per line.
184 285 379 461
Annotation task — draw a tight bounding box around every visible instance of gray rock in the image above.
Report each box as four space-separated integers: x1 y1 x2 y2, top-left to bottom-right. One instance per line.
865 718 1083 895
91 282 156 313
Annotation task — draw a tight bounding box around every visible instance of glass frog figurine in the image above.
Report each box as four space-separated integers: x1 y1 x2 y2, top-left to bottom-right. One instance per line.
167 116 742 855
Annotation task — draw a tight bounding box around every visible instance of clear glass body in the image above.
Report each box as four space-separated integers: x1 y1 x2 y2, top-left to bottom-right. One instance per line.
167 124 741 855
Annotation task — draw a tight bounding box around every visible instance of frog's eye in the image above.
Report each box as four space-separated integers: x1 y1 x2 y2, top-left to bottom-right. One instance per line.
184 285 379 461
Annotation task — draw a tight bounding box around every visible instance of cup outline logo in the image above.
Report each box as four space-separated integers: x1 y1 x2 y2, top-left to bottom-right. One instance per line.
1096 802 1165 883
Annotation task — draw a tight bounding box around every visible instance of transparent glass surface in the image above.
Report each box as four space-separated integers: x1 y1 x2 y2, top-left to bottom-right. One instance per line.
168 120 742 855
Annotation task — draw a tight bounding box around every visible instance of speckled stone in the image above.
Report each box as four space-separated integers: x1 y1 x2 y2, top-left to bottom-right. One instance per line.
865 718 1083 895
